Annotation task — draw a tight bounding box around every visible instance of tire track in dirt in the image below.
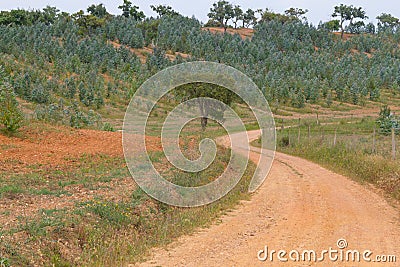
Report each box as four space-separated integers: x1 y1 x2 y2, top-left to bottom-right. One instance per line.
136 130 400 267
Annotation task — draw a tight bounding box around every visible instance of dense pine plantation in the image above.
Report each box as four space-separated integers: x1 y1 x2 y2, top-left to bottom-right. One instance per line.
159 16 400 107
0 4 399 129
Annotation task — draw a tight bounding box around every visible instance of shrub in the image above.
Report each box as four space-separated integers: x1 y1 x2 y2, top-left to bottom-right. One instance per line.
69 103 101 129
31 85 50 104
102 122 115 132
35 101 102 129
377 105 399 135
279 136 290 147
0 69 24 133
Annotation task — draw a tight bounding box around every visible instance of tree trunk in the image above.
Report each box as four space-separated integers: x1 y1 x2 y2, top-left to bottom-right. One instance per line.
219 19 224 29
224 19 229 32
198 98 208 131
340 20 344 39
201 117 208 131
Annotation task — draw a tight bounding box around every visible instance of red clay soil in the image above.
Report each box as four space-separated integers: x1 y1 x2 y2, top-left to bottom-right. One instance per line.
202 27 254 39
0 124 161 172
108 40 150 64
333 32 355 40
0 124 163 229
108 41 190 64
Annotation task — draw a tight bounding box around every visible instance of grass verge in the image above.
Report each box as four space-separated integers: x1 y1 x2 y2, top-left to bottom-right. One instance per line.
253 117 400 201
1 131 256 267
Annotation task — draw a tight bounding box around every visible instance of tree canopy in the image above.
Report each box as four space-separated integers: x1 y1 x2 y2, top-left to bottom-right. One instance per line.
232 5 243 29
208 1 234 32
150 5 178 18
87 4 109 18
174 83 236 130
118 0 145 21
377 13 399 32
332 4 368 38
243 9 256 28
284 7 308 21
258 8 294 24
319 20 340 32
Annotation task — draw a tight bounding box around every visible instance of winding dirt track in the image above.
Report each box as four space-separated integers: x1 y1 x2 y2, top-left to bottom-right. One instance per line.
136 130 400 267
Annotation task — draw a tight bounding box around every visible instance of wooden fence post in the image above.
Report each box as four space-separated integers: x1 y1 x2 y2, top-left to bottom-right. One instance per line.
392 128 396 160
308 124 311 140
298 126 301 144
372 127 376 154
333 128 337 147
288 127 291 147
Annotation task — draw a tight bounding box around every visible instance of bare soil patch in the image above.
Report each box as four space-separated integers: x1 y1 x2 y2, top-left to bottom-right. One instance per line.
0 124 161 172
108 41 190 64
202 27 254 39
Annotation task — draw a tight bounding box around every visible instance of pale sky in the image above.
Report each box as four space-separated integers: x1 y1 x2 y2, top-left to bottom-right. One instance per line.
0 1 399 26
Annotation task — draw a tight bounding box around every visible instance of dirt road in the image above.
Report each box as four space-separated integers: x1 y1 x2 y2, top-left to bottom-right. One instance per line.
137 130 400 266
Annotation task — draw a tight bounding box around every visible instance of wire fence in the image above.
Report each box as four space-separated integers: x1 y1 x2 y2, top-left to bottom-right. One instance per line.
278 117 399 160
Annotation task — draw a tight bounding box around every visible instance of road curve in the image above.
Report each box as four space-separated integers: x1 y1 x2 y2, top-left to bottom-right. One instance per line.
135 130 400 267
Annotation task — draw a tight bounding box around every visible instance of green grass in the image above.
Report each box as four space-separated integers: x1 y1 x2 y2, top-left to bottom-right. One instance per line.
0 185 25 197
273 109 293 117
0 120 257 266
17 212 67 239
1 152 255 266
280 142 400 200
0 257 10 267
76 161 255 266
282 105 314 114
0 155 128 200
0 144 19 150
253 117 400 201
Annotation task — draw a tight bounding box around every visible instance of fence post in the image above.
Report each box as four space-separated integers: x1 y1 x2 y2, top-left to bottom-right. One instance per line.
372 127 376 154
333 128 337 147
288 127 291 147
298 125 301 144
392 128 396 160
308 124 311 140
281 119 284 130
